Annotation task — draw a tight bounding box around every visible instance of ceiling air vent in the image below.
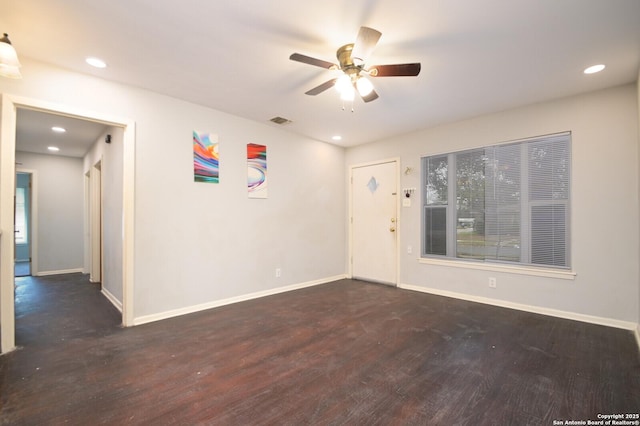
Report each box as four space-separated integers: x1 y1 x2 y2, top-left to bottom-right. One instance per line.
269 116 292 125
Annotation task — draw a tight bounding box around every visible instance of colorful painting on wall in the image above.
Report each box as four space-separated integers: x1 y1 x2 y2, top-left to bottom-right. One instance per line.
193 130 219 183
247 143 267 198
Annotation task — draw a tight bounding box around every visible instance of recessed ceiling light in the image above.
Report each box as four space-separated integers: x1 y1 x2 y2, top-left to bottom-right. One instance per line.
584 64 605 74
51 126 66 133
86 57 107 68
332 135 342 141
47 146 60 152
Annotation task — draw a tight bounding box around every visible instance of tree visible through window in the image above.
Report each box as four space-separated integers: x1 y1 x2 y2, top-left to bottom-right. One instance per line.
422 132 571 268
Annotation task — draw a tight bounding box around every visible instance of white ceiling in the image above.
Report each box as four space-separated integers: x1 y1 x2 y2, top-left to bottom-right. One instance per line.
16 109 108 158
3 0 640 149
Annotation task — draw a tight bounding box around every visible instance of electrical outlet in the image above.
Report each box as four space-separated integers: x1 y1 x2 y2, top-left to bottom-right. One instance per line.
488 277 497 288
275 268 282 278
407 245 413 254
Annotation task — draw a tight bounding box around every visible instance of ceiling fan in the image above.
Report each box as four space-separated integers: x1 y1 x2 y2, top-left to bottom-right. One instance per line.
289 26 421 103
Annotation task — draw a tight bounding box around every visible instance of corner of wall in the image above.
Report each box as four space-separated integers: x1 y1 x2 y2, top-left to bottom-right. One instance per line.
133 275 346 326
637 70 640 339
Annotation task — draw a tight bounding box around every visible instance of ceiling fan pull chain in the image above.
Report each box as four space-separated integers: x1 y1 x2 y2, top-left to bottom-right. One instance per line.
341 100 355 112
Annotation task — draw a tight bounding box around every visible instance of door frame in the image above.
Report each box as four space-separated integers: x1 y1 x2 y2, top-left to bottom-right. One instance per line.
89 159 103 284
348 157 401 285
1 94 136 353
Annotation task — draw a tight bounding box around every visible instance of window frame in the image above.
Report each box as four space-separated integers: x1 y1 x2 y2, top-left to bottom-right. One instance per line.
420 132 572 275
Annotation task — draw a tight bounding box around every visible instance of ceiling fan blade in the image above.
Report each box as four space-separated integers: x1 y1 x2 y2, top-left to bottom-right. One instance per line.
361 89 379 103
370 63 421 77
351 26 382 62
290 53 337 69
305 78 337 96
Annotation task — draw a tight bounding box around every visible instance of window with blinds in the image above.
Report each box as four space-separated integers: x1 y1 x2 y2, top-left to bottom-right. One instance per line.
422 132 571 269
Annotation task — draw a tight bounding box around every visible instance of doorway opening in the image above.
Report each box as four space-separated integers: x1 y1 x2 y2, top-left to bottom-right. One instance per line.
14 171 34 277
1 95 136 354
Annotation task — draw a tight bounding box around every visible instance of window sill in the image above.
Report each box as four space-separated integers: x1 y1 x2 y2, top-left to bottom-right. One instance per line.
418 257 576 280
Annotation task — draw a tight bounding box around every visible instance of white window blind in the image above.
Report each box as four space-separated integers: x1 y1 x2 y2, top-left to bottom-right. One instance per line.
424 155 448 255
422 132 571 269
528 134 571 266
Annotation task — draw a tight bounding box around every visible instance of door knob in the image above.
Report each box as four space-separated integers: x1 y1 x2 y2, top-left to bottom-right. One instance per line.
390 226 396 232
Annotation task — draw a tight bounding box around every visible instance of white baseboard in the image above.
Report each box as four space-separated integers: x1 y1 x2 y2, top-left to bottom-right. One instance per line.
133 274 347 326
101 287 123 312
399 283 638 332
35 268 84 277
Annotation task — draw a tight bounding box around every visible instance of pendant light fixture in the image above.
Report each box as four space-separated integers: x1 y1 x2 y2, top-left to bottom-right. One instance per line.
0 33 22 79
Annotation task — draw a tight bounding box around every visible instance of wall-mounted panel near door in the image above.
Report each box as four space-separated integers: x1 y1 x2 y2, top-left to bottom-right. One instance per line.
350 159 399 285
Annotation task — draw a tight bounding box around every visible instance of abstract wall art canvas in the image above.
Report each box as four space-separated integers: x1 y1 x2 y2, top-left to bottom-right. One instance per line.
193 130 219 183
247 143 267 198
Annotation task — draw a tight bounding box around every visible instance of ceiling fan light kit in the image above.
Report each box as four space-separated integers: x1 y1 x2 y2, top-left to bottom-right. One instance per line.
335 74 350 93
290 26 420 108
339 85 355 102
356 76 374 97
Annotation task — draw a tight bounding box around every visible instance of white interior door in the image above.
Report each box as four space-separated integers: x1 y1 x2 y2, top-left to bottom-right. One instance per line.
351 160 398 285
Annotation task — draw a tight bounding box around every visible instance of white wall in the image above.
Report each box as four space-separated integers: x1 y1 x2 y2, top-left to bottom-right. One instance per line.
14 152 84 274
5 58 635 329
346 84 640 324
0 58 346 321
84 126 124 303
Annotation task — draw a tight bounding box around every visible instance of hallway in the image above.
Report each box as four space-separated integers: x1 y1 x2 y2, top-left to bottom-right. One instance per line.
13 273 121 349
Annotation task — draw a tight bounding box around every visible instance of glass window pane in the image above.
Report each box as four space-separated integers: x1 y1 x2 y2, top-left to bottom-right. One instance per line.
531 204 567 266
529 134 570 267
484 144 521 262
425 206 447 255
425 155 448 205
529 137 570 201
455 149 486 259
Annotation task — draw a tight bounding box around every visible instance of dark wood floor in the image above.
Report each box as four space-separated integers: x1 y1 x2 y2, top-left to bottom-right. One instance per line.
1 275 639 425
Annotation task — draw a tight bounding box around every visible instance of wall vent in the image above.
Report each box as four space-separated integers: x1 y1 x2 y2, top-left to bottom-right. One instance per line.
269 116 292 125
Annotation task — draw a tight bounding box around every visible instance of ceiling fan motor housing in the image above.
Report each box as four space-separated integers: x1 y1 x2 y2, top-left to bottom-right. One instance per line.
337 43 361 77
